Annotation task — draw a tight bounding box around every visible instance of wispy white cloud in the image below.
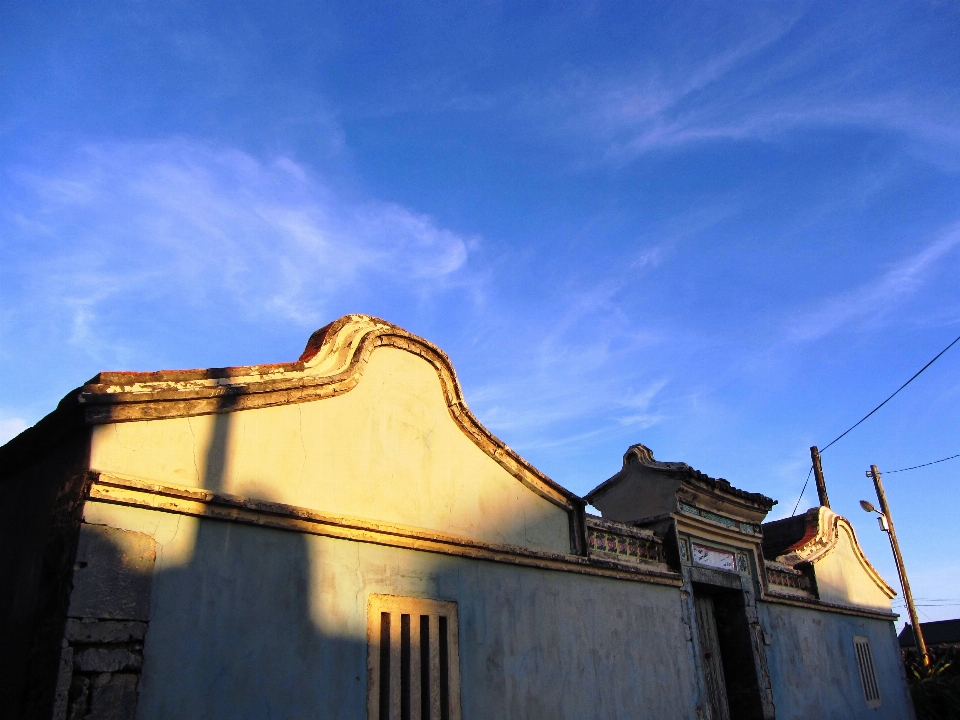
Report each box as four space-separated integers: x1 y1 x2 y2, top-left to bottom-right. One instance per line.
461 203 747 455
787 222 960 342
538 8 960 166
614 96 960 165
464 269 672 452
2 139 478 361
617 378 670 427
556 14 800 145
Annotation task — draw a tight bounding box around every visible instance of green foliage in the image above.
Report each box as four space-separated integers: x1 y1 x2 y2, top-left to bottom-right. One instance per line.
903 646 960 720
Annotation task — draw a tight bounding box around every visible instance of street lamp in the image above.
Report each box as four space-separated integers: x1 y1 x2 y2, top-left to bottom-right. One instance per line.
861 464 929 666
858 500 890 531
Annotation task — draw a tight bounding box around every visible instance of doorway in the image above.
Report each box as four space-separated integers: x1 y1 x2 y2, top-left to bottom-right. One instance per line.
694 592 730 720
693 585 766 720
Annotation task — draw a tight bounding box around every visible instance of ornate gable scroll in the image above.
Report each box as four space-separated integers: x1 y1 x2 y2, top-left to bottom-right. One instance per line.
80 315 580 513
777 507 895 609
81 316 584 555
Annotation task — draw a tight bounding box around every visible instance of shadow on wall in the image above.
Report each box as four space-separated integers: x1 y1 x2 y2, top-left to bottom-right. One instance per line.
76 403 697 720
135 408 367 720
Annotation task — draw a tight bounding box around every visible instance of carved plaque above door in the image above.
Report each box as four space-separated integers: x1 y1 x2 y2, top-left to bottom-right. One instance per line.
691 543 737 572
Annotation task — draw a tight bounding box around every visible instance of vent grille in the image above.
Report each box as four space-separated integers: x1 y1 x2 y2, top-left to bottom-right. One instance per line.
368 595 461 720
853 635 882 709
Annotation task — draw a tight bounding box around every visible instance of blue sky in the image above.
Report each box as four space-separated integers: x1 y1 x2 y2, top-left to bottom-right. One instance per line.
2 2 959 624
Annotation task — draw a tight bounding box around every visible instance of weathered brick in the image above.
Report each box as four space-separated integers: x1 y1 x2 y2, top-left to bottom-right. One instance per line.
67 677 90 720
87 674 139 720
65 618 148 644
73 648 143 673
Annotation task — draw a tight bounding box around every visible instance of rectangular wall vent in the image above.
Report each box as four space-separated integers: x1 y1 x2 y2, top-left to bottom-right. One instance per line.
368 595 461 720
853 635 882 709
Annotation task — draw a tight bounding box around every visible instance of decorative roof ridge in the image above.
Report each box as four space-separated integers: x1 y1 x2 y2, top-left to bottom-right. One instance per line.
81 313 396 395
78 314 409 400
762 507 821 559
764 559 803 573
622 443 692 473
89 361 302 386
585 514 659 540
586 443 776 510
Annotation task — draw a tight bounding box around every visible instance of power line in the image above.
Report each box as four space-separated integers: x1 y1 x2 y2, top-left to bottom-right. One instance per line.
819 333 960 453
886 453 960 474
894 602 960 607
791 333 960 515
790 465 814 516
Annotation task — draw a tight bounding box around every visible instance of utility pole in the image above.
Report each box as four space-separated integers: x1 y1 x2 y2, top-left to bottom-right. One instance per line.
810 446 831 508
867 464 929 666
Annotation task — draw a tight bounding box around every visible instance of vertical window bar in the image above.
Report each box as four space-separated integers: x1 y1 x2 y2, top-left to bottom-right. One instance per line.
864 644 880 701
379 613 391 720
409 615 421 720
420 615 431 720
390 610 402 719
445 612 462 720
853 637 881 707
859 644 870 696
439 616 449 720
428 614 441 720
401 615 411 720
859 644 871 699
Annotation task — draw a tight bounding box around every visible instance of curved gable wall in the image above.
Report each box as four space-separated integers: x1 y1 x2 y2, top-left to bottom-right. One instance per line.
774 507 895 613
812 521 895 612
90 346 573 554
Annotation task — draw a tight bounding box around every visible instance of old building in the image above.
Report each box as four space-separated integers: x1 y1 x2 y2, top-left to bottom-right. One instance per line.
1 315 914 720
899 620 960 650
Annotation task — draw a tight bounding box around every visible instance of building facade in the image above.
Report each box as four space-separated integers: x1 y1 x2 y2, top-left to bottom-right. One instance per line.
1 315 914 720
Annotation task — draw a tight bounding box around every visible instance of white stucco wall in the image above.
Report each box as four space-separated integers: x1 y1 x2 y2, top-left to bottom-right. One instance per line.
89 346 571 554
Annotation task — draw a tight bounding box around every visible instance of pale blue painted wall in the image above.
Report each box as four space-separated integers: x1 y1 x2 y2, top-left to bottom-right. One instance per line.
135 517 703 720
131 512 916 720
758 602 914 720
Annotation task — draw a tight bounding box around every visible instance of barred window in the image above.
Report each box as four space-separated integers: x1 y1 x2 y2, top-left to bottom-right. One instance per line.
367 595 461 720
853 635 882 709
